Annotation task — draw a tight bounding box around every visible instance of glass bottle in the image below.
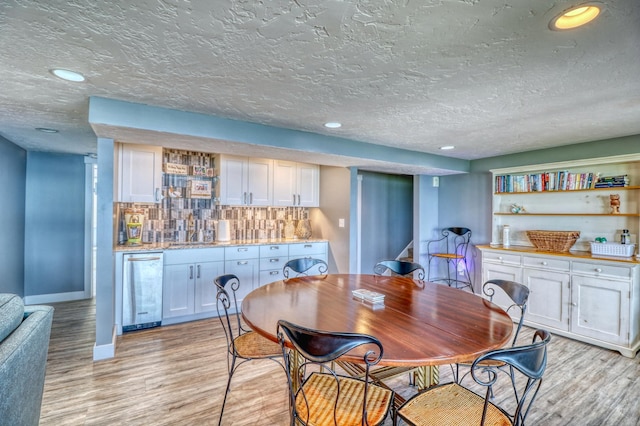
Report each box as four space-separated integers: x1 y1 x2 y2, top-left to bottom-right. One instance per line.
621 229 630 244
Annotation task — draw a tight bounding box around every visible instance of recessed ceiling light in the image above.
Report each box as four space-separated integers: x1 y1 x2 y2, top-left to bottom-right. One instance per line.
440 145 455 150
549 3 603 31
50 68 86 82
324 122 342 129
35 127 59 133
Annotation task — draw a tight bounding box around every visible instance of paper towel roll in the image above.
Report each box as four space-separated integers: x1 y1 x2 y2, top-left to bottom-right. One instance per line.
216 220 231 242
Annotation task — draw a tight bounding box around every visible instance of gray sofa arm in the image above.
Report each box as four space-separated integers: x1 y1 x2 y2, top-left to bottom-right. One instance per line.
0 304 54 426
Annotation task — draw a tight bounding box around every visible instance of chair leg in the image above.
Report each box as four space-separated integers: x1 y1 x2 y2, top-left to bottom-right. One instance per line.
218 355 237 426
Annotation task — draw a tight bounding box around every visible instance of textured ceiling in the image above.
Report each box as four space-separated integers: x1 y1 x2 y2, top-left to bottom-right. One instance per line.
1 0 639 168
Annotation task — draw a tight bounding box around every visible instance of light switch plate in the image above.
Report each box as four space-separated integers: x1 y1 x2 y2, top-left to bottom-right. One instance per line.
432 176 439 187
338 218 345 228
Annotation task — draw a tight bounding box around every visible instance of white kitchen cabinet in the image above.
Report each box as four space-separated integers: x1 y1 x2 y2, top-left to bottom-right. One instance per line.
479 246 640 357
522 257 570 331
216 155 273 206
273 160 319 207
116 143 163 203
570 261 634 346
259 244 289 286
224 245 260 304
289 241 328 263
163 248 224 320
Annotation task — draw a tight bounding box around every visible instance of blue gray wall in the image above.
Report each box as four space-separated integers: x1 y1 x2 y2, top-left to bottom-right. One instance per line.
0 137 26 296
24 152 86 296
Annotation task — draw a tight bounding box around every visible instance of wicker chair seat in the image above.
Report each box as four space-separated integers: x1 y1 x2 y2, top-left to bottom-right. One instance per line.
295 372 393 426
398 383 511 426
233 330 282 358
431 253 464 259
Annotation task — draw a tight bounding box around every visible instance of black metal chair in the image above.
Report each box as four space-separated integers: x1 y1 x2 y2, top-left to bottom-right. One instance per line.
215 274 284 425
277 320 394 426
373 260 425 281
283 257 328 278
454 279 531 384
396 329 551 426
426 227 473 291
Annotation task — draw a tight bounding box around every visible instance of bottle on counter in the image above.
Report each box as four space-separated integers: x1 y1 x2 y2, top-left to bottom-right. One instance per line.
502 225 510 247
621 229 630 244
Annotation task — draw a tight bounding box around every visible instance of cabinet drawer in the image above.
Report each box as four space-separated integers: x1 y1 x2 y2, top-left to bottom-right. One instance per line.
571 261 634 279
482 251 521 266
260 256 288 271
523 256 570 271
259 269 285 286
224 245 260 260
164 248 224 264
259 244 289 257
289 242 327 257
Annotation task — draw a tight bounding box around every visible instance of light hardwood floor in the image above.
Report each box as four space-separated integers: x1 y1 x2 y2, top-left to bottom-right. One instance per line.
40 299 640 425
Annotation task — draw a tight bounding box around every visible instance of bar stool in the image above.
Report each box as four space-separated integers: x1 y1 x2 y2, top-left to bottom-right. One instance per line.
426 227 473 292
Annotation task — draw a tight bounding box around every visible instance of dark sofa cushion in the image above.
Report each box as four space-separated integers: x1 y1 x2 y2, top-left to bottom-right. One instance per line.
0 294 24 343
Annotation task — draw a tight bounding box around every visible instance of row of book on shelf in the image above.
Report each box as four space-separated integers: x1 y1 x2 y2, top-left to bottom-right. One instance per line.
495 172 629 193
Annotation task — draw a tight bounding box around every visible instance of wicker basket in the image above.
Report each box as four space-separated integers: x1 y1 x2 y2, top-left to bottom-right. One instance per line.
526 230 580 252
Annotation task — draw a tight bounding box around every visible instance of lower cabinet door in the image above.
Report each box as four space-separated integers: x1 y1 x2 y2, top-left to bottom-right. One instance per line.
570 275 630 345
523 268 570 331
195 261 225 313
163 263 195 319
225 258 259 305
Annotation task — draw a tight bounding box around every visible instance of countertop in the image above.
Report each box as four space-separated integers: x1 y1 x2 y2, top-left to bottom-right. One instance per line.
114 238 328 252
477 244 640 264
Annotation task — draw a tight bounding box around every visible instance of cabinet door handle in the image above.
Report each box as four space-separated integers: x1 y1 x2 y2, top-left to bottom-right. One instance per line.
571 302 578 306
189 265 194 279
243 192 247 204
270 246 279 250
155 188 162 202
304 244 312 248
238 248 248 252
269 271 279 276
250 192 253 204
237 261 248 265
292 194 296 205
297 194 301 205
541 261 548 266
497 256 503 261
197 264 201 279
595 268 602 273
269 258 279 263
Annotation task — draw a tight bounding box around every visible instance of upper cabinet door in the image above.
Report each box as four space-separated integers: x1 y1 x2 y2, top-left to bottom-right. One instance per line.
297 162 319 207
117 144 163 203
217 155 248 205
273 160 298 206
247 158 273 206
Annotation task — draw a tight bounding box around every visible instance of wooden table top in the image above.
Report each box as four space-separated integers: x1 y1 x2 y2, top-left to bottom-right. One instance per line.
241 274 514 366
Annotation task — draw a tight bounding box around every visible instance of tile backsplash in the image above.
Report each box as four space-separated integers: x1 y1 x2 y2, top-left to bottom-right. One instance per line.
116 202 310 244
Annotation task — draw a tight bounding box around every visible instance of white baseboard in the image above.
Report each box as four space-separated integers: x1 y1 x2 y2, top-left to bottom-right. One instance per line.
93 326 117 361
24 290 88 305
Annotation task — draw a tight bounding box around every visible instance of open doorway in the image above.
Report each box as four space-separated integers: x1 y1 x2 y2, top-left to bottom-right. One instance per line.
356 171 413 274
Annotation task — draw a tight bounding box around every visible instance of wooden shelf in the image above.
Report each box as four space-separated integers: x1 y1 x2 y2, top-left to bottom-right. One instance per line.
495 213 640 217
494 186 640 195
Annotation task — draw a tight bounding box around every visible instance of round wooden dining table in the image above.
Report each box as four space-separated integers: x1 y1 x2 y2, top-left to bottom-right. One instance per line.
241 274 514 374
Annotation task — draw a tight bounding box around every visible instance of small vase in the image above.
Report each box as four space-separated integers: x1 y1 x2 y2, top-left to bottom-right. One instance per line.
284 217 296 240
295 219 312 240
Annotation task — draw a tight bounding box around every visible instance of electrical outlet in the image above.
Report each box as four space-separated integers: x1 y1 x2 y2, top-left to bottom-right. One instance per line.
432 176 439 187
338 218 345 228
